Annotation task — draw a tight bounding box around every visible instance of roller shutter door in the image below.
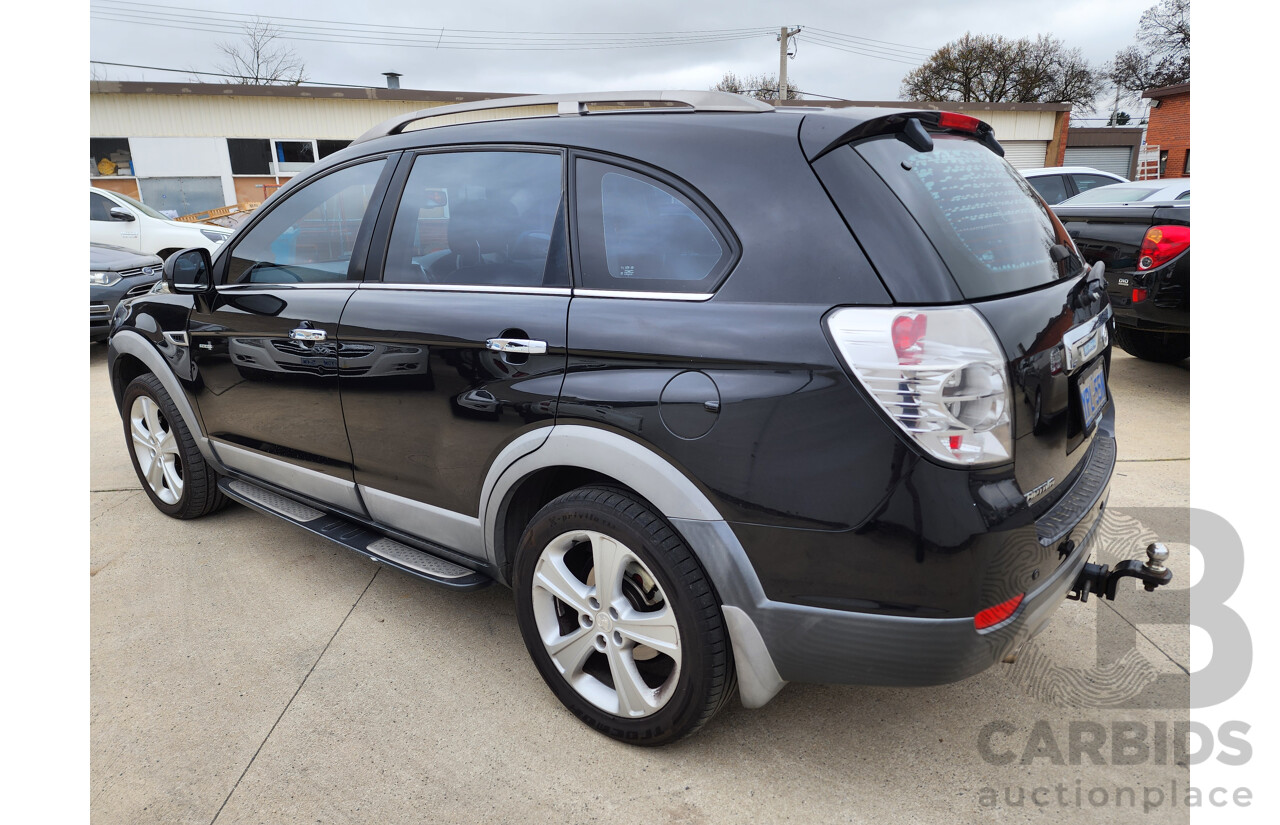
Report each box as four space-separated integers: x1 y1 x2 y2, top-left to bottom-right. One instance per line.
1064 146 1134 178
1001 140 1050 168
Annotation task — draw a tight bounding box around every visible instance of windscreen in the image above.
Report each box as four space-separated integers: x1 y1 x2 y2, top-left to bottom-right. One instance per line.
855 135 1082 299
1058 185 1168 205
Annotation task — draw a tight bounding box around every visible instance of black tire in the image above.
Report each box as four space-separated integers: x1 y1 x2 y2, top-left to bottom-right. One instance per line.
512 486 734 745
121 373 228 519
1114 326 1190 363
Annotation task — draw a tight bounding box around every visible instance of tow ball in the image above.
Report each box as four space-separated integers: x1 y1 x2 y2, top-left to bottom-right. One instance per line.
1068 542 1173 603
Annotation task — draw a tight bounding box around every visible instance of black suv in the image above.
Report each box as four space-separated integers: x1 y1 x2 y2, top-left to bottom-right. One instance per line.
107 91 1161 745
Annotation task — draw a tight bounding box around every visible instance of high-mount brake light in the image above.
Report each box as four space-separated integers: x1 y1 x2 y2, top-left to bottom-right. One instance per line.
826 306 1013 467
974 593 1024 630
1136 225 1189 271
937 112 981 133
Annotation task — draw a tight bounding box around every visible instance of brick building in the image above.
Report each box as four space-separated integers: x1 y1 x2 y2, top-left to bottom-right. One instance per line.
1142 82 1190 178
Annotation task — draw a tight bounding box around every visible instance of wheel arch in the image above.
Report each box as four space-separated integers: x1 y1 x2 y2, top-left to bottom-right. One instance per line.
481 424 787 709
108 329 221 468
481 425 726 584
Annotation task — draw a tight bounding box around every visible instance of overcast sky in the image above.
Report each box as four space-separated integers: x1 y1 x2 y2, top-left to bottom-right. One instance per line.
89 0 1159 119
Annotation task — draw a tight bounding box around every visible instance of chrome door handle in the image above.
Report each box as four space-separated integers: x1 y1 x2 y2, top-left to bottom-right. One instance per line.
486 338 547 355
290 328 327 341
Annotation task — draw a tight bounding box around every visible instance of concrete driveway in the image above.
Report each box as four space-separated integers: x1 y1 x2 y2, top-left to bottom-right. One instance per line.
90 345 1191 824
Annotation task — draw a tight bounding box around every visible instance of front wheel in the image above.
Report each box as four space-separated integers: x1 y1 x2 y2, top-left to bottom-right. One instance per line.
512 486 734 745
121 373 227 519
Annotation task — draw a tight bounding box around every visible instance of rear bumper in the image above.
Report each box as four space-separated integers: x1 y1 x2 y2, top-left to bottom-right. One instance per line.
673 424 1116 705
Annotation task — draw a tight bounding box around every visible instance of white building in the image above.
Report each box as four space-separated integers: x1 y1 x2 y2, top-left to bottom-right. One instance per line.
90 81 1071 217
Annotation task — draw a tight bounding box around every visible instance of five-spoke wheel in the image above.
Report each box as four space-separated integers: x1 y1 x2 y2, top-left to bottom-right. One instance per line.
514 486 734 744
121 373 227 519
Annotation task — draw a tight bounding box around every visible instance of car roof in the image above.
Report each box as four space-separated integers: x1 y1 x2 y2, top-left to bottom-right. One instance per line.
1057 177 1190 205
1019 166 1127 178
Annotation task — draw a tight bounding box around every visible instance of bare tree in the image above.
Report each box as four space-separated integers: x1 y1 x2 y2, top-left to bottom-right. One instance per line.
712 71 801 101
1107 0 1189 96
900 32 1103 110
214 18 308 85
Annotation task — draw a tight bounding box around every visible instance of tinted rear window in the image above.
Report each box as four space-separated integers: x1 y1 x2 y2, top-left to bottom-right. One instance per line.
855 135 1080 299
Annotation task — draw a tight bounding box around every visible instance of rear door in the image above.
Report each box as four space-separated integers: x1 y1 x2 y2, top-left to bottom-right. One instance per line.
338 148 571 557
187 155 395 512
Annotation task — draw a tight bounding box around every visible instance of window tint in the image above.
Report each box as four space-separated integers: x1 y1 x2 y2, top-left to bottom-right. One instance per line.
1073 174 1120 193
90 192 117 221
576 159 730 293
385 151 566 288
1027 174 1068 204
227 159 386 284
853 135 1082 300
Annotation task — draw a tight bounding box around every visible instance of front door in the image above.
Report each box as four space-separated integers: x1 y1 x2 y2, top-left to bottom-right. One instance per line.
90 191 140 250
339 149 571 557
187 156 394 512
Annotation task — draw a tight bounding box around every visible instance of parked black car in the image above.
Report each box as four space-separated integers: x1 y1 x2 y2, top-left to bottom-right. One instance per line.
91 243 163 341
106 92 1170 744
1054 180 1190 363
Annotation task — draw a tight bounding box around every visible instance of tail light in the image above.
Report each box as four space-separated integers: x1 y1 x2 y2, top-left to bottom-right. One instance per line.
975 593 1024 630
1136 225 1189 270
826 306 1012 466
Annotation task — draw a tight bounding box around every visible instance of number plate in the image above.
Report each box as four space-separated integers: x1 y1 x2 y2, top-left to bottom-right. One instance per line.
1078 360 1108 428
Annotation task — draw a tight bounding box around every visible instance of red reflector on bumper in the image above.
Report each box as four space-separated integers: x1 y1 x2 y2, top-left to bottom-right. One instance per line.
975 593 1024 630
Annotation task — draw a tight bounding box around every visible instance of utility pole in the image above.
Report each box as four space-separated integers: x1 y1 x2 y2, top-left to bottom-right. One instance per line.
778 26 801 101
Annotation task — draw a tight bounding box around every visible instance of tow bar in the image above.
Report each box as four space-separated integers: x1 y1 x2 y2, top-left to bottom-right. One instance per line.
1068 542 1173 602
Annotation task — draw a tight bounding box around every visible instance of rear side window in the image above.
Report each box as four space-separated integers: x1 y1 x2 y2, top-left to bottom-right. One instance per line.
575 159 732 294
854 135 1081 299
1027 175 1068 204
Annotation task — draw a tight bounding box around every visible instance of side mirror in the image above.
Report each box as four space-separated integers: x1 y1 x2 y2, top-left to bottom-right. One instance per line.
108 206 135 222
164 247 213 294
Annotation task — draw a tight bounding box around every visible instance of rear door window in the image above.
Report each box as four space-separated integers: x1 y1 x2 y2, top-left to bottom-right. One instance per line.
575 159 734 294
383 150 566 288
854 135 1082 299
1027 174 1068 204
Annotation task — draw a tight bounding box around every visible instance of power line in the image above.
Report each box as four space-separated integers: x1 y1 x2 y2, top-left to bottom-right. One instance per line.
801 36 923 66
95 0 773 38
91 2 775 50
89 60 379 88
801 32 931 62
90 12 773 51
805 27 936 56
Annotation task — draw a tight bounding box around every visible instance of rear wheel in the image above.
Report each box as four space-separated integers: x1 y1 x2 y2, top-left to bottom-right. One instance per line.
122 374 228 519
1114 326 1190 363
512 486 733 745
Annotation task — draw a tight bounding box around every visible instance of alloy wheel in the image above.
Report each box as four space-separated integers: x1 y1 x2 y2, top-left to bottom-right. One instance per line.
529 530 682 718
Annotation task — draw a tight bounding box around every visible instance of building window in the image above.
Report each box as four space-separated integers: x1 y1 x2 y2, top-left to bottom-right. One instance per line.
317 140 351 159
274 140 315 173
1183 149 1190 175
91 138 133 177
228 138 272 175
1158 150 1169 178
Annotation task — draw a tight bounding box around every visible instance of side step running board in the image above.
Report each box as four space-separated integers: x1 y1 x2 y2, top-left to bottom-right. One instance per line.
220 479 491 591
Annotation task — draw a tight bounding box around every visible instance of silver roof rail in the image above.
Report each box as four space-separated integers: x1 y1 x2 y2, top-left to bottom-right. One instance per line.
353 90 774 144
